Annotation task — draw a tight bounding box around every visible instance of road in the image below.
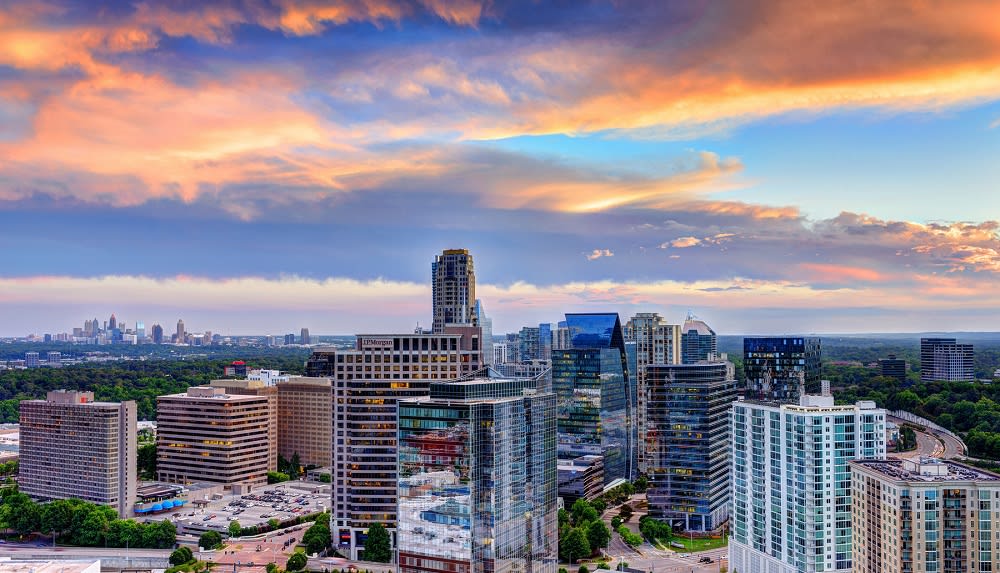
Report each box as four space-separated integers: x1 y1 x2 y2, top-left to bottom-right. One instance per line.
207 527 308 573
0 542 169 558
599 543 728 573
887 416 965 460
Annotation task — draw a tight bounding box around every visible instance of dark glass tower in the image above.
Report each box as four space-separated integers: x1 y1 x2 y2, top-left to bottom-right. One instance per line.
680 314 717 364
646 362 736 532
743 337 821 401
551 313 637 483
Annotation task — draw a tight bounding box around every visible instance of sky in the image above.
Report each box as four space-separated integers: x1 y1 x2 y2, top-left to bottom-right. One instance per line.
1 0 999 336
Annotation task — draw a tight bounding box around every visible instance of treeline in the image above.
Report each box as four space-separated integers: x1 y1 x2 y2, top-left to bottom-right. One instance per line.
0 489 176 547
0 342 315 363
0 356 308 422
836 377 1000 459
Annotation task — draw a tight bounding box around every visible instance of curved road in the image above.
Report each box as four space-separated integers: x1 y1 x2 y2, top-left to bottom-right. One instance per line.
888 416 965 460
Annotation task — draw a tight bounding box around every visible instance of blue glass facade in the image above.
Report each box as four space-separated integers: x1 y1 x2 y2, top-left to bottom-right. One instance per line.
553 313 636 483
743 337 821 401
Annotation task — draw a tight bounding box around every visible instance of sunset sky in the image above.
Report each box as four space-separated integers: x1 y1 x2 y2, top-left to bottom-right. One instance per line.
1 0 999 336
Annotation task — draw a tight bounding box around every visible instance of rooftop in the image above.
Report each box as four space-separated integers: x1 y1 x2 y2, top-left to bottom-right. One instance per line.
852 458 1000 483
0 561 100 573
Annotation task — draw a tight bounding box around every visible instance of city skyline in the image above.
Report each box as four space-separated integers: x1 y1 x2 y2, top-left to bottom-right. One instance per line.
2 2 1000 335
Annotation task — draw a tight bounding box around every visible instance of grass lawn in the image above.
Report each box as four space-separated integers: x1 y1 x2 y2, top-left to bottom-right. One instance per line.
658 535 728 553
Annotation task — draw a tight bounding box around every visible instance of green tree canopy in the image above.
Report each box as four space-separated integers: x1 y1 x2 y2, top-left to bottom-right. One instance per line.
559 527 591 563
170 546 194 566
286 551 308 572
199 530 223 550
364 523 392 563
586 520 610 552
229 520 242 538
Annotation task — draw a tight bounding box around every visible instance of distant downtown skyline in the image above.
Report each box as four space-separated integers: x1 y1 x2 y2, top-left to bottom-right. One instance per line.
1 2 999 335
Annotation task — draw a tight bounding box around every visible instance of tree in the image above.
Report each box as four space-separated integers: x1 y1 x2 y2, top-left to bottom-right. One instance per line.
137 443 157 480
611 516 622 530
303 519 332 555
286 551 308 572
559 527 591 563
590 498 607 515
570 499 598 525
78 510 109 546
40 499 74 537
199 530 223 550
266 564 280 573
578 566 589 573
142 519 176 549
229 520 242 538
558 508 570 528
268 471 291 484
633 476 649 493
107 519 142 548
170 546 194 566
268 518 281 531
364 523 392 563
586 520 610 553
618 505 633 522
290 452 302 478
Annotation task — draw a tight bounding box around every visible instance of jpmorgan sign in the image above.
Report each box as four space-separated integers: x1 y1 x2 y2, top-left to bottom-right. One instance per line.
360 337 394 349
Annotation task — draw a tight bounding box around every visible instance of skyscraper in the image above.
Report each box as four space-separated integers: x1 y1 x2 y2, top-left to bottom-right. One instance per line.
877 354 907 382
135 320 145 342
431 249 477 333
300 327 311 345
646 362 736 532
624 312 681 472
19 391 137 517
398 374 557 573
25 352 39 368
552 313 636 484
680 313 717 364
176 319 185 343
151 323 163 344
305 326 485 560
920 337 975 382
851 458 1000 573
729 394 886 573
474 299 493 365
108 313 117 331
743 336 821 401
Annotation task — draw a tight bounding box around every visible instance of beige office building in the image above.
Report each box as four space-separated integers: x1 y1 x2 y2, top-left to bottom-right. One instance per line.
157 386 270 491
276 377 332 468
209 378 278 472
852 458 1000 573
19 390 137 517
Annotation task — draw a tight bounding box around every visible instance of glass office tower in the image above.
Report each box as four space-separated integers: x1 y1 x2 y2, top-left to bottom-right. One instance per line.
397 376 557 573
743 336 821 401
551 313 636 483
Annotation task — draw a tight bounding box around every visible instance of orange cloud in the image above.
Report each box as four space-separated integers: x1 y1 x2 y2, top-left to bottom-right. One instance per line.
799 263 885 283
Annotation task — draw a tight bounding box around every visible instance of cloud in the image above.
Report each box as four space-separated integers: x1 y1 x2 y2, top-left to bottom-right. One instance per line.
585 249 614 260
667 236 701 248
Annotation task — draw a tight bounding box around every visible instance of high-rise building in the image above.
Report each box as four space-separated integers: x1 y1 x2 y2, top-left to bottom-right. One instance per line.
305 326 484 560
284 333 295 345
646 362 736 532
300 328 311 345
209 379 279 473
552 313 637 484
492 342 510 365
519 326 542 361
398 375 557 573
920 338 975 382
743 336 821 401
276 377 332 468
46 351 61 367
475 299 493 365
851 458 1000 573
156 386 271 491
431 249 476 333
680 313 717 364
135 320 145 342
108 313 117 331
553 321 571 351
25 352 39 368
175 319 185 344
729 395 886 573
151 323 163 344
877 354 907 383
624 312 681 472
19 391 137 517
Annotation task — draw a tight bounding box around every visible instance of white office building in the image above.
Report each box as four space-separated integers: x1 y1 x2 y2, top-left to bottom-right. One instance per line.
729 394 886 573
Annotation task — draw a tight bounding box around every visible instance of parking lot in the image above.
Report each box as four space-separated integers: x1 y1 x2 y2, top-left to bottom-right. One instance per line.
172 481 331 534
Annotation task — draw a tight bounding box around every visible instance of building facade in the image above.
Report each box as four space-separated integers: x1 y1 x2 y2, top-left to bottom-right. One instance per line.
156 386 271 491
431 249 477 333
305 326 484 560
397 376 557 573
624 312 681 472
680 314 717 365
920 338 975 382
743 336 822 401
552 313 636 485
209 378 278 473
730 395 886 573
646 362 736 532
851 458 1000 573
19 390 137 517
276 376 332 468
878 354 908 383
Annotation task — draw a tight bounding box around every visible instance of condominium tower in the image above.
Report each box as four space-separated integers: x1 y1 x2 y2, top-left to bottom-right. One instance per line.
276 376 332 468
743 336 822 401
646 362 736 532
398 375 557 573
624 312 681 472
305 325 484 560
431 249 477 333
156 386 271 492
851 458 1000 573
19 390 137 517
920 338 975 382
729 394 886 573
680 313 717 364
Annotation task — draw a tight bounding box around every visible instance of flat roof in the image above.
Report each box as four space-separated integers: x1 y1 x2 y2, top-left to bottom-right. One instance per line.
851 458 1000 483
0 562 100 573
